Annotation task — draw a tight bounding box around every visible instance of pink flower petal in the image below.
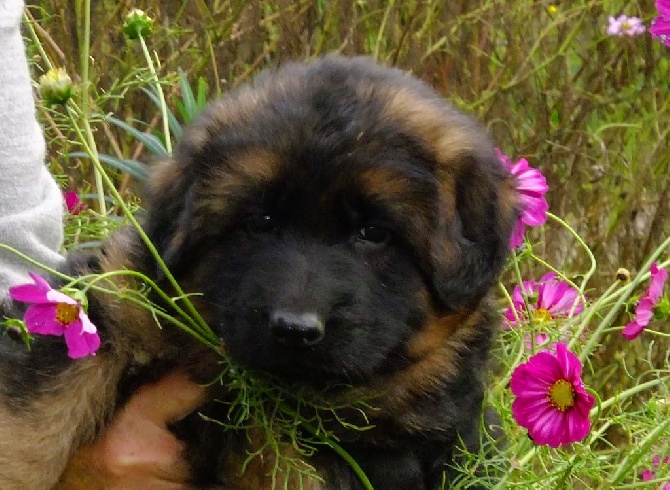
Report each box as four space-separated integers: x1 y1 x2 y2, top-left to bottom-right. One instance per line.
23 304 65 336
657 0 670 18
510 218 526 248
497 150 549 248
651 17 670 45
495 148 513 169
622 321 645 340
557 342 583 379
78 309 98 335
641 469 656 482
28 272 53 290
539 272 558 283
63 191 82 214
8 273 54 303
45 289 78 305
648 263 668 303
8 283 52 303
63 322 101 359
548 285 584 316
538 280 560 311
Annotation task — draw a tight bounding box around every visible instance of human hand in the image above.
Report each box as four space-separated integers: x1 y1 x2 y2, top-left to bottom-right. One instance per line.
58 371 207 489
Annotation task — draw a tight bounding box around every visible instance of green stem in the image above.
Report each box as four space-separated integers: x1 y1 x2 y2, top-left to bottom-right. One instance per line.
546 212 596 289
76 0 106 215
138 34 172 154
567 280 618 354
22 14 53 70
591 378 665 416
579 240 670 363
0 244 219 349
80 270 219 348
607 418 670 486
281 405 373 490
64 106 214 341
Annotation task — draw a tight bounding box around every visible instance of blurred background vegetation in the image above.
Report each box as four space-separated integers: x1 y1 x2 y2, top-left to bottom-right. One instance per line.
25 0 668 404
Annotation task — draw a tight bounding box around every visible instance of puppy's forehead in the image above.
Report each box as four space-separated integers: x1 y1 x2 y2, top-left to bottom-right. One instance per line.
176 56 493 228
180 56 484 171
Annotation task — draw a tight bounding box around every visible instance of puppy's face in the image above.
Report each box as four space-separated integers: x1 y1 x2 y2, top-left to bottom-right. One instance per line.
145 56 517 384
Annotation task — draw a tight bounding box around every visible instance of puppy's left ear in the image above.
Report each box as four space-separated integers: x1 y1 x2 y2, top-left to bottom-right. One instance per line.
141 157 198 278
431 147 519 311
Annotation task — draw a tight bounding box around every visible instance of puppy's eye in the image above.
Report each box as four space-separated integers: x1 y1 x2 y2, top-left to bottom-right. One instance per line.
246 214 276 233
356 225 390 245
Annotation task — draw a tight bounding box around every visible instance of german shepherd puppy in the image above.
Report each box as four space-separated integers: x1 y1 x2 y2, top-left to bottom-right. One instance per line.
0 55 517 489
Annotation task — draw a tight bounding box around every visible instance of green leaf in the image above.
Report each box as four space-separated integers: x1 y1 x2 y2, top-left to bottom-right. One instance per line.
104 115 169 157
196 76 209 111
69 151 150 181
140 87 183 140
178 67 198 123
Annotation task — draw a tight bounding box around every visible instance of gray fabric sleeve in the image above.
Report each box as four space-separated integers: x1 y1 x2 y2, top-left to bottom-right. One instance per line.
0 0 66 306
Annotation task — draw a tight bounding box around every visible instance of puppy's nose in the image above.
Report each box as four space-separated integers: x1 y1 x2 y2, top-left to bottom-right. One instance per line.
269 310 325 347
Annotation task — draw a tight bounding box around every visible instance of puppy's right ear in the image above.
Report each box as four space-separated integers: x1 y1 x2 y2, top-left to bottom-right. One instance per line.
142 157 197 277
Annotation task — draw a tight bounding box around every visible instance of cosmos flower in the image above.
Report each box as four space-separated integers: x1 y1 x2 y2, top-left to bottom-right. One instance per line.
606 15 646 37
650 0 670 46
496 149 549 248
641 455 670 488
8 273 101 359
63 191 86 215
510 342 595 448
622 263 668 340
504 272 584 328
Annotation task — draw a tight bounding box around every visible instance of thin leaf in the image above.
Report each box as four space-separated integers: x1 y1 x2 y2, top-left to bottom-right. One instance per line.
69 151 150 181
178 67 198 123
140 87 183 141
104 115 169 157
196 77 209 110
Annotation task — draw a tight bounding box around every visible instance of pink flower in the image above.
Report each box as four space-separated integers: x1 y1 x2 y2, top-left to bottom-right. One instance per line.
8 273 101 359
641 456 670 488
606 15 646 37
510 342 595 448
651 0 670 46
504 272 584 328
496 149 549 248
63 191 86 215
622 263 668 340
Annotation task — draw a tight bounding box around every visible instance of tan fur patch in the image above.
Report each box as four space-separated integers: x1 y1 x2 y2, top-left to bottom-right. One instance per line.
365 307 484 434
0 354 125 489
378 86 482 168
197 150 281 218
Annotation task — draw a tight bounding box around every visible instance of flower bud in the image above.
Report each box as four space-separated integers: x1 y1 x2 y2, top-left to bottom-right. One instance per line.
616 267 630 282
122 9 154 39
38 68 73 107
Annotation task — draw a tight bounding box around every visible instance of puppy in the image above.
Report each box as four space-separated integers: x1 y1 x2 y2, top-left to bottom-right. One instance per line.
0 55 517 489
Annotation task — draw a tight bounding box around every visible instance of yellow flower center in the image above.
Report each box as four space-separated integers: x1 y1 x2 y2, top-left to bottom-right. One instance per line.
548 379 575 412
55 303 79 326
534 308 553 323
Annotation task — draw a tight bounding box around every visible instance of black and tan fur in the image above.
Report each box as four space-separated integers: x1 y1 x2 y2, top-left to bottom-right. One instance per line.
0 55 518 489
